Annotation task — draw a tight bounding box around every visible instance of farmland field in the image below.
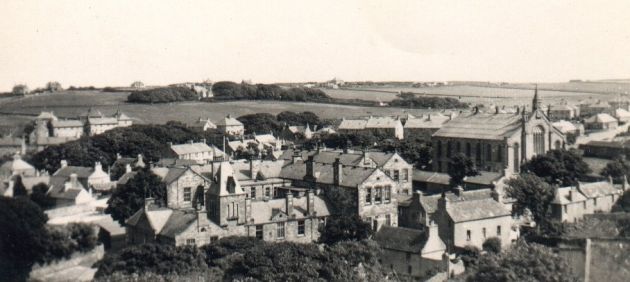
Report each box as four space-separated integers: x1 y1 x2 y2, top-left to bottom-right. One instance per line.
0 91 434 127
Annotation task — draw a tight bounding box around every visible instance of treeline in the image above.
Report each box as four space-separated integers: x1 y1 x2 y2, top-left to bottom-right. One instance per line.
390 92 469 109
211 81 331 102
95 236 384 281
28 122 222 173
127 86 198 103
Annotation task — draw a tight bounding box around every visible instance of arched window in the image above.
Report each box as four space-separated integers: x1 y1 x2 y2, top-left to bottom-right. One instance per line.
533 126 545 155
513 143 520 172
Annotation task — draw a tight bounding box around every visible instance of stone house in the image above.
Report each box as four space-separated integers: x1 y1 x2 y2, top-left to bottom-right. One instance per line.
151 166 212 210
374 224 447 280
432 91 565 175
547 103 579 121
431 189 513 250
580 139 630 159
584 113 618 131
579 100 611 117
216 115 244 136
53 160 114 192
0 153 37 180
551 179 625 223
551 186 589 223
47 173 94 207
189 118 217 131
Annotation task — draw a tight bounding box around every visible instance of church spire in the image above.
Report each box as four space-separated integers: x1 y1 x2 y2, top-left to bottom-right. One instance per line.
532 84 541 111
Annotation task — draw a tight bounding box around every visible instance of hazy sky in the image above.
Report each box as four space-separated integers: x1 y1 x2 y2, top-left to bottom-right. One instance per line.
1 0 630 91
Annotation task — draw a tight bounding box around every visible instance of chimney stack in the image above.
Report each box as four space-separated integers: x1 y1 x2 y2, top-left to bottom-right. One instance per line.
144 197 155 210
413 190 423 204
286 192 294 217
60 160 68 168
307 189 315 216
125 164 132 174
438 192 449 211
623 175 628 191
250 158 259 179
245 197 252 222
453 186 464 197
333 158 343 186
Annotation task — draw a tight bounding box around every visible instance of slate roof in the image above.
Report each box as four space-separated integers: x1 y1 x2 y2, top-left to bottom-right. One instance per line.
280 161 382 188
404 114 450 129
585 113 617 124
158 210 197 238
249 195 331 224
0 136 22 146
231 159 285 181
552 120 579 133
446 198 511 222
374 226 428 253
0 155 35 174
88 117 119 125
432 112 523 140
47 178 86 200
51 119 84 128
54 166 94 178
576 181 620 198
152 167 203 185
126 207 173 234
338 119 367 130
420 189 494 214
36 111 58 120
552 187 588 205
279 149 396 167
155 158 200 167
413 170 450 185
216 115 243 127
614 108 630 118
365 117 401 129
170 142 213 155
116 171 137 186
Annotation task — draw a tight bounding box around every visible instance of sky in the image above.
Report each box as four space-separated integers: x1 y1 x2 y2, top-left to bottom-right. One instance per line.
1 0 630 91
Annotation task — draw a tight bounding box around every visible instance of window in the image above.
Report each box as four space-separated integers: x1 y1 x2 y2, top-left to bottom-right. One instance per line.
563 205 567 214
466 143 472 157
497 226 501 236
265 187 271 197
384 186 391 202
486 144 492 161
298 220 305 236
482 227 487 238
186 238 196 246
583 202 587 209
466 230 471 241
250 188 256 199
533 126 545 155
407 265 412 274
437 141 442 158
183 187 192 202
374 187 382 203
496 145 503 162
385 214 391 226
393 170 400 181
447 141 452 158
402 169 409 181
594 198 598 206
365 188 372 205
276 223 285 239
476 143 482 163
227 202 239 219
256 225 263 239
406 252 411 262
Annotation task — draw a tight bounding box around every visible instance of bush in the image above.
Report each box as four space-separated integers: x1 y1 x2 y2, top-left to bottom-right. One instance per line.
482 237 502 253
319 214 373 245
127 87 198 103
211 81 331 102
389 92 468 109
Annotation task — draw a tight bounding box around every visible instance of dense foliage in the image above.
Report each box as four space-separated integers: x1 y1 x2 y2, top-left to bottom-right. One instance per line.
600 157 630 179
389 92 469 109
0 197 98 281
45 81 63 92
276 111 325 127
506 174 555 227
237 113 283 135
96 237 385 281
30 183 55 209
212 81 331 102
521 149 591 186
447 153 479 187
127 87 198 103
464 241 577 282
378 134 433 169
613 192 630 212
105 167 167 224
482 237 502 254
318 214 374 245
29 123 217 173
12 175 28 197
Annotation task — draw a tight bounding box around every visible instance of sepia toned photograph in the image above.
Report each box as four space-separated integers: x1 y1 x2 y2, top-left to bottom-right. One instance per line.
1 1 629 281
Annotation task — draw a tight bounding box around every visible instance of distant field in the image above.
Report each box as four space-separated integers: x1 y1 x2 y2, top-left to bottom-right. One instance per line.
321 88 399 102
0 91 433 127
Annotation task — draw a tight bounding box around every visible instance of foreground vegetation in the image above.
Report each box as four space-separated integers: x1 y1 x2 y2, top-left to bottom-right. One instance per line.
127 87 198 103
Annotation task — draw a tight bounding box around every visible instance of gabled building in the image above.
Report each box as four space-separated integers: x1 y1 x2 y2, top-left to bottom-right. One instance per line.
189 118 217 131
47 173 94 207
584 113 618 131
613 108 630 124
52 160 114 192
337 116 404 139
579 99 611 117
165 141 227 164
551 179 625 223
0 153 36 179
432 91 565 175
547 102 579 121
216 115 244 136
403 113 452 142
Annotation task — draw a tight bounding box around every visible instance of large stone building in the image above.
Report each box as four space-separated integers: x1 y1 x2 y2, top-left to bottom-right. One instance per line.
432 91 565 175
403 113 452 142
216 115 245 136
165 141 227 164
550 179 625 223
337 116 404 139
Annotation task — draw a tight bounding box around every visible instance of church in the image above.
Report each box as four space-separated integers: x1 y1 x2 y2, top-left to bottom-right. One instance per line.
431 89 565 175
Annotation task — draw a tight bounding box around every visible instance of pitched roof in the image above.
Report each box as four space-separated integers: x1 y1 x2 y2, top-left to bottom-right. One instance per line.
552 187 588 205
54 166 94 178
47 178 86 200
116 171 137 186
126 207 173 234
585 113 617 124
365 117 401 129
231 159 285 181
338 119 367 130
413 170 450 185
279 149 397 167
552 120 579 133
155 158 200 167
432 112 523 140
0 155 35 173
404 114 450 129
216 115 243 127
614 108 630 118
446 198 511 222
249 195 331 224
374 226 428 253
36 111 58 120
51 119 84 128
280 161 381 188
88 117 119 125
420 189 494 214
576 181 620 199
158 210 197 238
170 142 213 155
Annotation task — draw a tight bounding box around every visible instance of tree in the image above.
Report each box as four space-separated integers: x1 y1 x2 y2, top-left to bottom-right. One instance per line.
30 183 54 209
378 134 432 169
505 174 555 227
601 157 630 179
12 84 29 95
467 241 577 282
45 81 63 92
12 175 28 197
95 244 207 278
482 237 502 254
0 197 49 281
521 149 591 186
276 111 321 127
319 214 373 245
612 192 630 212
447 153 479 187
237 113 283 135
105 168 166 224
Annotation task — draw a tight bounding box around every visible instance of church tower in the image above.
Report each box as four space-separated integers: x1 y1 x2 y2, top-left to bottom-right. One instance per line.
532 84 541 112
